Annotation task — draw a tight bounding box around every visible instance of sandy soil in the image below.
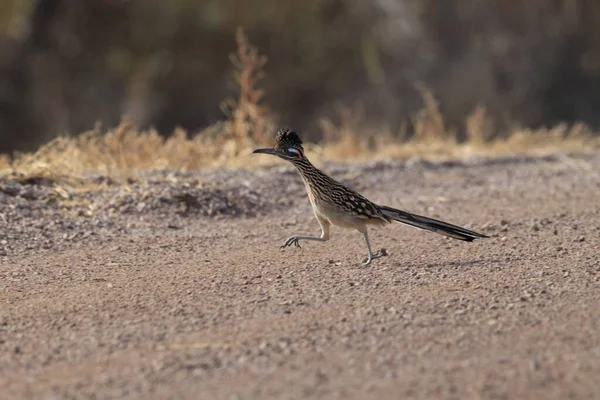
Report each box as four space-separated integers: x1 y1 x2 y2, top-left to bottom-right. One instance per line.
1 153 600 400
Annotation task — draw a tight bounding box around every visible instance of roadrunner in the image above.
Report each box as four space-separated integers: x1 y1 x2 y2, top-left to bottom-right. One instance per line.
253 128 488 265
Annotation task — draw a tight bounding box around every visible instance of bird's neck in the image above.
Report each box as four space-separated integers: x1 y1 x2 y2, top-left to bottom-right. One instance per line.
291 158 318 179
291 158 334 191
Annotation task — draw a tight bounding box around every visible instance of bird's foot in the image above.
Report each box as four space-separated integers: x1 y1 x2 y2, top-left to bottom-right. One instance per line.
362 248 388 266
280 236 301 249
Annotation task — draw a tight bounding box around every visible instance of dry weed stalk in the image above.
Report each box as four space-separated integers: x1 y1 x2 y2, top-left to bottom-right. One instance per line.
219 27 273 158
412 82 448 143
465 105 494 145
318 105 376 159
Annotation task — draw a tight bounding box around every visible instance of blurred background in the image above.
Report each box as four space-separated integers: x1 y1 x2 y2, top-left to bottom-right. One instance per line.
1 0 600 153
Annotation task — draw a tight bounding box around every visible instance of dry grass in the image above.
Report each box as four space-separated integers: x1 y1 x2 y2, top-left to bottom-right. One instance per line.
315 84 600 162
1 30 599 185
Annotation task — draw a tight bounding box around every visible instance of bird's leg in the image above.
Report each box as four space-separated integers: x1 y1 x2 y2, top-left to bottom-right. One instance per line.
362 231 386 265
280 235 324 249
281 218 330 249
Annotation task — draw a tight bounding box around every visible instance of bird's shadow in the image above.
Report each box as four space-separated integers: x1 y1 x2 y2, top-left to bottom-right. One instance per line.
402 257 506 270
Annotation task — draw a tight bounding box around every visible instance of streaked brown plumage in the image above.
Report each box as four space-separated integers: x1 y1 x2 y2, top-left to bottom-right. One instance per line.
254 128 488 265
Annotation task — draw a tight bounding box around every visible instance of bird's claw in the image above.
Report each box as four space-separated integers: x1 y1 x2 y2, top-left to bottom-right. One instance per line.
280 236 301 249
362 248 388 265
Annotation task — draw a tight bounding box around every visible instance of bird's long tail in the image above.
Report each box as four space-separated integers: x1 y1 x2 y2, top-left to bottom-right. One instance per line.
378 205 488 242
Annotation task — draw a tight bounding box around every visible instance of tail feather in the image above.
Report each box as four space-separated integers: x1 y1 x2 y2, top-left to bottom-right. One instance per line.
379 205 488 242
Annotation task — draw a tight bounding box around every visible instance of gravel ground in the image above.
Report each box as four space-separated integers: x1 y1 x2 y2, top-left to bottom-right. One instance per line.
1 153 600 399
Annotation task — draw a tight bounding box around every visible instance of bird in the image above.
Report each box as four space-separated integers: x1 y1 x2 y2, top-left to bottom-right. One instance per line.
253 128 488 265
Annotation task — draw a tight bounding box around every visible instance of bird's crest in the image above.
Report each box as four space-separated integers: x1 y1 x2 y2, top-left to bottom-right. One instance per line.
275 128 303 150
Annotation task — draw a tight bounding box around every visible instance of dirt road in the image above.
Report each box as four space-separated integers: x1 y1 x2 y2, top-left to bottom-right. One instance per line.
1 153 600 399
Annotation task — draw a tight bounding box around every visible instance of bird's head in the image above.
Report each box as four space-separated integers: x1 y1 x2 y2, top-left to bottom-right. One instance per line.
253 128 305 161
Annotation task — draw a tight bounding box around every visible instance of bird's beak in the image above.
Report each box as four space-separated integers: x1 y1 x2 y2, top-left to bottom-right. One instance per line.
252 148 280 156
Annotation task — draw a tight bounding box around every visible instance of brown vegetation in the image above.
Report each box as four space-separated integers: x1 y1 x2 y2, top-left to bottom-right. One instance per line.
0 29 598 183
3 0 600 153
